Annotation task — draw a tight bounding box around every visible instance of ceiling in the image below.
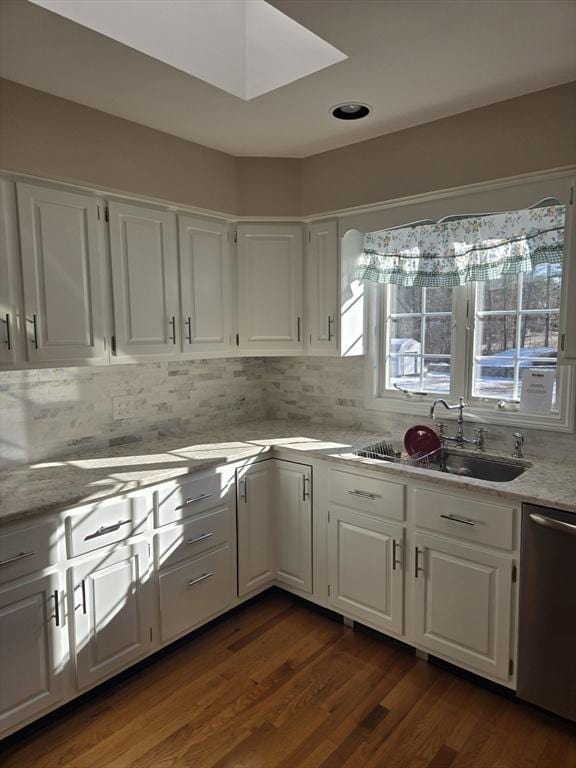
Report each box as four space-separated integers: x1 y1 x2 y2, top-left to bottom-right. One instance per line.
1 0 575 158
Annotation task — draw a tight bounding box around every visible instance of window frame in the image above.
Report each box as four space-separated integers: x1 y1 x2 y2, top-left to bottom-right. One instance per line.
359 172 575 433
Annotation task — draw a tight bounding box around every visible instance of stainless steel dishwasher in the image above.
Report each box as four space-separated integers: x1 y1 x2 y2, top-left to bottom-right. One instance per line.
517 504 576 721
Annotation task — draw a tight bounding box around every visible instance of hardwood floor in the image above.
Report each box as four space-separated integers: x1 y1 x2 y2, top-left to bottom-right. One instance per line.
1 591 574 768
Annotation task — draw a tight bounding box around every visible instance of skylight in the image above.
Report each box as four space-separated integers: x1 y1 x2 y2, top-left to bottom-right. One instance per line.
29 0 348 100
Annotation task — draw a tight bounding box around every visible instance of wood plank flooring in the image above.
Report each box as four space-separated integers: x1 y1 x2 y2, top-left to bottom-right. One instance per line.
1 591 574 768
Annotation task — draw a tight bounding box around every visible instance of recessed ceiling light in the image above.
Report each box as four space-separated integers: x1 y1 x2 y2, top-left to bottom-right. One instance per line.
331 103 371 120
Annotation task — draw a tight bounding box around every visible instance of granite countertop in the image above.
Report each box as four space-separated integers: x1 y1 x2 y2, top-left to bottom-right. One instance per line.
0 419 575 524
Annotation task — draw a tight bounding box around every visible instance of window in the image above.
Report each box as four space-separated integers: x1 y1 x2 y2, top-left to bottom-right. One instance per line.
386 285 454 394
473 265 561 404
365 192 574 430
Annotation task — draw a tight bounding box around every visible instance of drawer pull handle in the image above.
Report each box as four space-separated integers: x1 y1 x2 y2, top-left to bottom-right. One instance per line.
414 546 424 578
53 590 61 627
80 580 87 614
176 493 213 510
348 489 380 500
84 520 131 540
303 474 311 502
0 551 35 567
440 513 476 527
188 572 213 587
392 539 402 571
186 533 214 545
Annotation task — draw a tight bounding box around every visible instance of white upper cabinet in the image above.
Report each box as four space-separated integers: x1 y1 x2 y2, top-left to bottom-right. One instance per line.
178 215 232 356
0 180 22 367
109 202 179 359
306 220 338 355
237 223 304 354
16 183 108 365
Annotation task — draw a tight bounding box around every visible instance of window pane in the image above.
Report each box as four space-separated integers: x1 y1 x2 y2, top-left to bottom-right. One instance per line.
424 286 453 313
477 315 517 356
425 317 452 354
474 358 515 400
388 355 422 392
522 264 562 310
389 317 421 349
390 285 422 314
477 274 519 312
422 357 451 393
520 314 559 355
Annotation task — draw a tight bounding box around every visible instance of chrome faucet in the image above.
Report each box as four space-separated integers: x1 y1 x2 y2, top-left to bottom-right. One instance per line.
430 396 469 447
430 396 487 450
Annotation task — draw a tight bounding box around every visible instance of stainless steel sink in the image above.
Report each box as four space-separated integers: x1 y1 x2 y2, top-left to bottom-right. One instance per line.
442 451 526 482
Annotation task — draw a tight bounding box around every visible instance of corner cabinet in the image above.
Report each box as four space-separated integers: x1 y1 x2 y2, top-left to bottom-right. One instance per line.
237 224 304 354
109 202 180 359
237 459 313 597
178 215 233 356
15 183 108 365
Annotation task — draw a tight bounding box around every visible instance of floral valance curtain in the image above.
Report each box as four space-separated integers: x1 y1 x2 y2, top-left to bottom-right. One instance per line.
358 204 566 287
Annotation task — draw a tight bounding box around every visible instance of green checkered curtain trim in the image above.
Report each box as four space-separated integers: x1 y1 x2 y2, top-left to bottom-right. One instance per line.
357 204 566 287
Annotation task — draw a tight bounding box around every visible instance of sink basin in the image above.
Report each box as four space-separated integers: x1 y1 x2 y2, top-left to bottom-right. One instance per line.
443 451 526 482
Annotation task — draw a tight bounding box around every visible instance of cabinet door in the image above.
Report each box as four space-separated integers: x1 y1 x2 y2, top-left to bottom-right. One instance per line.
0 573 65 735
16 183 107 364
237 224 304 353
327 507 404 634
307 221 338 355
109 202 179 358
178 215 232 356
412 532 513 681
237 462 275 596
70 541 151 690
0 180 22 367
274 461 312 594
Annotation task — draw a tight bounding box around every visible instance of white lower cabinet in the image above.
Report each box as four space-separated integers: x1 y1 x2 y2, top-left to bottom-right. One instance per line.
412 532 513 681
327 507 404 635
237 460 313 597
274 461 312 594
237 461 276 596
158 546 234 643
0 572 66 733
69 541 151 690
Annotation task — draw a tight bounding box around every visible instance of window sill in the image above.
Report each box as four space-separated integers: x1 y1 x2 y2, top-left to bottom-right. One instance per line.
363 382 575 433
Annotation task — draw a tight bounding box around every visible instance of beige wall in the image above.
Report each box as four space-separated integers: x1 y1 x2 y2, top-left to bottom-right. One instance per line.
236 157 302 217
0 79 238 213
1 78 575 217
302 82 576 215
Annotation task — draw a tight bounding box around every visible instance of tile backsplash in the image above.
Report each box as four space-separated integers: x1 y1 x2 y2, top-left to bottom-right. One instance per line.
262 357 576 463
0 358 266 467
1 355 574 467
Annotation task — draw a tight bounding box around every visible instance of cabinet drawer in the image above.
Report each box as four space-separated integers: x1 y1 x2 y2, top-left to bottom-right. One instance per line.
65 494 149 558
158 546 233 643
0 519 59 584
413 487 515 550
155 506 230 569
329 468 405 521
154 470 227 528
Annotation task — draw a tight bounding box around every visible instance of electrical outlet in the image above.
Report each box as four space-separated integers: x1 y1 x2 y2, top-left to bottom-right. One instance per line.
112 395 137 420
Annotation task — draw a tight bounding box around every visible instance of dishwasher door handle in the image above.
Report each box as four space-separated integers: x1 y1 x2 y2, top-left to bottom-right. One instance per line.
530 513 576 536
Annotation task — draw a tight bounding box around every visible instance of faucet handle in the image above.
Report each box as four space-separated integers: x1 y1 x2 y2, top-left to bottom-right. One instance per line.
512 432 524 458
437 423 447 437
474 426 487 450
